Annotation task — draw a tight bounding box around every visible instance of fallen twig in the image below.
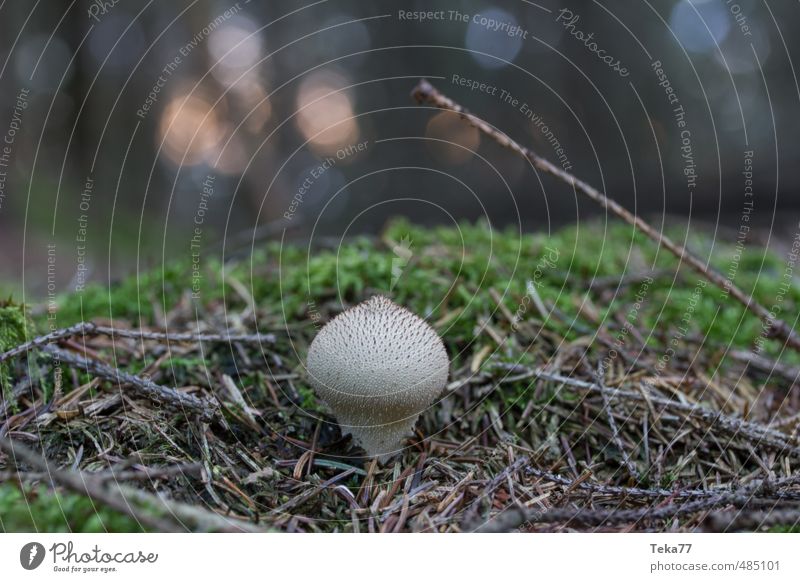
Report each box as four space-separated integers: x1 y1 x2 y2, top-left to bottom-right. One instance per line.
0 437 182 532
596 362 640 481
494 363 800 456
113 483 271 532
411 79 800 353
42 345 216 420
273 468 357 515
476 471 792 531
0 462 203 484
0 321 275 364
730 350 800 384
706 507 800 531
525 466 800 500
475 493 772 532
463 456 529 517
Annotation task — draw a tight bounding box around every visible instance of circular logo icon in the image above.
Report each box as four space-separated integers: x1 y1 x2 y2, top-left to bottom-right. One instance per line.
19 542 46 570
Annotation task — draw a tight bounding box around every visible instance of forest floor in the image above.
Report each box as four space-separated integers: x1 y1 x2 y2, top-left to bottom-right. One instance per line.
1 218 800 532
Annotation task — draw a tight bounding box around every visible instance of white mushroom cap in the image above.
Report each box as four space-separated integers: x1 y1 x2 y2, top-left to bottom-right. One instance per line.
306 296 449 461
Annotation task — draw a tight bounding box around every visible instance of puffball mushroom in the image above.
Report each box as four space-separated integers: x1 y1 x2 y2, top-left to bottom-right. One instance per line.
306 296 449 462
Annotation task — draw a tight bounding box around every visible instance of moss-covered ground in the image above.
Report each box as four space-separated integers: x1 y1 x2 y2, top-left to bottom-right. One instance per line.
1 219 799 532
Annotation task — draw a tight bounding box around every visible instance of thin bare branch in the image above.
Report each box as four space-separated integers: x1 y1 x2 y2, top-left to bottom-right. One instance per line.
0 437 182 532
0 321 275 364
706 507 800 531
494 363 800 456
411 78 800 353
596 362 640 481
42 345 216 420
475 493 772 532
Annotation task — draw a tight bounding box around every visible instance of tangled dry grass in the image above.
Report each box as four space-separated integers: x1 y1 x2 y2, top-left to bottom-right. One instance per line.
1 264 800 532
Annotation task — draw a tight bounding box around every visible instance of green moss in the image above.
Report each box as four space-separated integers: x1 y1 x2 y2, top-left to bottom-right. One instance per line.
8 218 797 532
769 525 800 533
297 384 322 411
34 218 800 412
55 260 222 326
0 483 144 533
0 302 33 401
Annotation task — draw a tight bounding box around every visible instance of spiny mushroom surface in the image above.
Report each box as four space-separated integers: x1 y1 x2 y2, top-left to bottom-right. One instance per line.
306 296 449 461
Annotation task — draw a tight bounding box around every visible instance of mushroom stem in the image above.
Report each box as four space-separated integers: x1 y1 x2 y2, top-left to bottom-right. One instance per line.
338 416 417 463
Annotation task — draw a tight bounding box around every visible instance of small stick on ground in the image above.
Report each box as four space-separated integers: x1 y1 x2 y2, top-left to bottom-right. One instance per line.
476 473 787 532
464 456 530 517
730 350 800 384
525 466 800 500
706 507 800 531
0 321 276 364
0 463 203 483
273 468 357 515
42 345 215 420
411 79 800 353
113 483 269 532
495 363 800 456
596 361 640 482
475 493 773 532
0 437 182 532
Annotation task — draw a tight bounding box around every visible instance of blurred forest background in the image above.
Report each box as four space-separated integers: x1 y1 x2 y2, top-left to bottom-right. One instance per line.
0 0 798 297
